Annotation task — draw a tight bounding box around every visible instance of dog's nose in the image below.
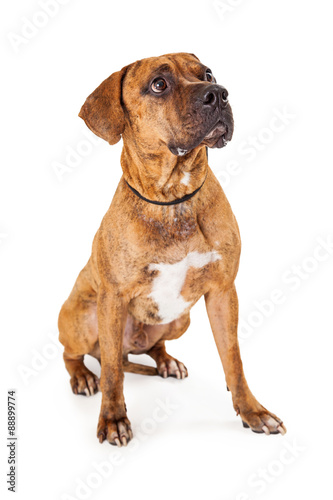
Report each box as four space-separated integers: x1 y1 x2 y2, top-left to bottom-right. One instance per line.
201 85 229 108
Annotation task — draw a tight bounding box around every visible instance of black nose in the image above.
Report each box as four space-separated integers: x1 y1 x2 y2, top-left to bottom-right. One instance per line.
201 85 229 108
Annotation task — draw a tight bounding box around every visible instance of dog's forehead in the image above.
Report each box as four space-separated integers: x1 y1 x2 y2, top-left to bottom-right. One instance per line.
125 53 205 84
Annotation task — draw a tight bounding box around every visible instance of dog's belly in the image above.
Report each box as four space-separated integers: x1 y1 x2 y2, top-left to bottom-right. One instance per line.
128 250 221 324
123 314 190 354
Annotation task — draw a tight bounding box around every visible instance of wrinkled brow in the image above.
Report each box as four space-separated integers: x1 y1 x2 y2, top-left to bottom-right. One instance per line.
149 63 173 76
139 62 209 95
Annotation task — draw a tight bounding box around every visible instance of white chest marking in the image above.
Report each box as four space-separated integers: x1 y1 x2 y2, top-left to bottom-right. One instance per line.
177 148 187 156
181 172 190 186
148 251 221 324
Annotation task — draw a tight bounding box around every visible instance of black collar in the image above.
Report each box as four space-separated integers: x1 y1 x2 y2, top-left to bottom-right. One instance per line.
124 175 206 206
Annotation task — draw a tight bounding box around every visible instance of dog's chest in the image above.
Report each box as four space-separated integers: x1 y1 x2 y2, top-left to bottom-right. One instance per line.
129 250 221 324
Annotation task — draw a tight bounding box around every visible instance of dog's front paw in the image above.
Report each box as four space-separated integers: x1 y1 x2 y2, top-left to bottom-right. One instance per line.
97 414 133 446
238 402 286 435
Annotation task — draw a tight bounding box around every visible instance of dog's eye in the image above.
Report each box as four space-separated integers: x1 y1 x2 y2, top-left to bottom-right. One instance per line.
206 69 214 82
151 78 167 93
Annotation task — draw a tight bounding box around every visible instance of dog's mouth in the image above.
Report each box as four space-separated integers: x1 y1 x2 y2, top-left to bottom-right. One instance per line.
202 122 230 149
168 115 234 156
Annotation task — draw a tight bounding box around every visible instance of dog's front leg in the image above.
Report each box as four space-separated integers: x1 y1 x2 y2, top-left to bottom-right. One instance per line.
205 284 286 435
97 285 132 446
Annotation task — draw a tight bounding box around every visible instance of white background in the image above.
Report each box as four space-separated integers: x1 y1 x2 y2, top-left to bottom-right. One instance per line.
1 0 333 499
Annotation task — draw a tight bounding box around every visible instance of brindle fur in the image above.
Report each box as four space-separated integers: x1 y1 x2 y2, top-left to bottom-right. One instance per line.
58 53 286 446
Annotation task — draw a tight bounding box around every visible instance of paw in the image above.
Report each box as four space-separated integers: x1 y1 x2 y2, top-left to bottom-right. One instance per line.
157 357 188 379
70 369 100 396
240 406 286 435
97 415 133 446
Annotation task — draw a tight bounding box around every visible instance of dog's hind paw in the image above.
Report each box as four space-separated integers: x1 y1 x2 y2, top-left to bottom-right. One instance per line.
157 356 188 379
70 368 100 396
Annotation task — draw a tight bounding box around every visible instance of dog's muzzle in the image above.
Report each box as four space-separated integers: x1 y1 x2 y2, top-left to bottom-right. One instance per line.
168 83 234 155
198 84 234 148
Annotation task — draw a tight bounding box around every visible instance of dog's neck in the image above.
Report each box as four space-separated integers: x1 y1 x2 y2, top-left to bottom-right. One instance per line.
120 140 208 203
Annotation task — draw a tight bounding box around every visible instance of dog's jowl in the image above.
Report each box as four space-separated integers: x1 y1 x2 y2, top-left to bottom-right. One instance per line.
58 52 286 446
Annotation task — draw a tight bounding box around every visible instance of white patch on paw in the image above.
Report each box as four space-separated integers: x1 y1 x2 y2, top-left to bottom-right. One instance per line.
181 172 190 186
148 251 221 323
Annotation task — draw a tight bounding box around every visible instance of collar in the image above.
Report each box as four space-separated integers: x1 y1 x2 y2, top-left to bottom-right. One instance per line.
124 174 207 206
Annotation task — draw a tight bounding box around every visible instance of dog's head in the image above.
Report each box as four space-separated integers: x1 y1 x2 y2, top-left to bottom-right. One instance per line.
79 52 234 156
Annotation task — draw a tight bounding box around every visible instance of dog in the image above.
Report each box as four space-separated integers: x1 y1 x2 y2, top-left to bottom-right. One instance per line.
58 52 286 446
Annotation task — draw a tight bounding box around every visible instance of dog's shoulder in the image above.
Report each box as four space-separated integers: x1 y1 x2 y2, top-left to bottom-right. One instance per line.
197 167 241 248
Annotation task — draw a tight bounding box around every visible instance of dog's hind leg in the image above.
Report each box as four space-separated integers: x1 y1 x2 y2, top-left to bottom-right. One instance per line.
58 263 100 396
146 315 190 379
122 356 158 376
63 352 100 396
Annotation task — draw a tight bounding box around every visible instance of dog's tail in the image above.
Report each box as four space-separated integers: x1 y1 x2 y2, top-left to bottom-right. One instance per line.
123 359 158 376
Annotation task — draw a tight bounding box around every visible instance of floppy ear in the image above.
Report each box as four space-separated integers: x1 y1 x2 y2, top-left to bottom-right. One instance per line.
79 66 128 145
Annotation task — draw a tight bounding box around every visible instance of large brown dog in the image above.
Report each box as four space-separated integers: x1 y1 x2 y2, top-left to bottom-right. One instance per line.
58 52 286 446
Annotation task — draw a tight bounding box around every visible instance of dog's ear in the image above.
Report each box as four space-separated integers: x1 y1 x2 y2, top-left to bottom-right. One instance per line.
79 66 128 145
